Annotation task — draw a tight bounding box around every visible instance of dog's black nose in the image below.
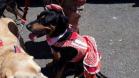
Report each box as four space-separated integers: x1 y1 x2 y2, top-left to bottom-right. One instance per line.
26 24 32 31
26 20 38 31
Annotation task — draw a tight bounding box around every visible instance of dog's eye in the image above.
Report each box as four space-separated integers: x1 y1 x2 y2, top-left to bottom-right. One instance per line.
38 18 44 22
37 14 46 19
37 15 42 19
38 19 50 26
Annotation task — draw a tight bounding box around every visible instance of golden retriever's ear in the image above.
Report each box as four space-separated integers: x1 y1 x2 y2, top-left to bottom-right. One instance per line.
8 22 19 37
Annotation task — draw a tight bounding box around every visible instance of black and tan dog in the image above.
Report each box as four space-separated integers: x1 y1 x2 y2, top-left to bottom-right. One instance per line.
0 17 47 78
27 10 107 78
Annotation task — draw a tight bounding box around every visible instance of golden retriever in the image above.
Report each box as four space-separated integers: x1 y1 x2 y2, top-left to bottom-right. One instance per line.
0 17 47 78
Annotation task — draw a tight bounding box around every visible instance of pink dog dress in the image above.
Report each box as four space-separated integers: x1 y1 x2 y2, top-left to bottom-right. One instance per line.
47 32 101 77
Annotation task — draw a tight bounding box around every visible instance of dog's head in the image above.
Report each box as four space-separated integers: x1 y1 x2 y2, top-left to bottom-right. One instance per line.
27 10 69 37
1 52 47 78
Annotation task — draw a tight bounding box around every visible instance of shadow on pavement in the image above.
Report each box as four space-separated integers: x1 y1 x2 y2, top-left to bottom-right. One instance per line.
24 41 52 59
17 0 139 7
25 41 54 77
17 0 44 7
41 61 84 78
87 0 138 4
133 3 139 7
24 41 83 77
86 0 139 7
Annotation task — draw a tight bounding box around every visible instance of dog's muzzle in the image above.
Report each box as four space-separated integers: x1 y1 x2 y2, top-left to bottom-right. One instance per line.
26 20 44 37
26 20 38 32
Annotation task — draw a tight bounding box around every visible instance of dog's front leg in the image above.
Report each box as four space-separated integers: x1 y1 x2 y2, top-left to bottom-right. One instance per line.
55 64 66 78
96 72 108 78
53 52 61 61
51 49 65 78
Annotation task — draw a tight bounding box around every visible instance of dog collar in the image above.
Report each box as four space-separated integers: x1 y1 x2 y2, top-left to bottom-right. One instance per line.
47 29 68 45
14 46 21 53
0 40 3 47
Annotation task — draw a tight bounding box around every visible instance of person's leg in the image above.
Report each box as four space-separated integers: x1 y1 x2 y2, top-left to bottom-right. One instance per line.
69 11 80 33
0 0 6 17
62 0 81 33
0 7 6 17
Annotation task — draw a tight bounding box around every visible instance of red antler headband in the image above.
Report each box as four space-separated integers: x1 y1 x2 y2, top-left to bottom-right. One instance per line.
46 4 65 15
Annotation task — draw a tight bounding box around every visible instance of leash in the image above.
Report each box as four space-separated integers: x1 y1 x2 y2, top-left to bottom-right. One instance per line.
15 19 27 39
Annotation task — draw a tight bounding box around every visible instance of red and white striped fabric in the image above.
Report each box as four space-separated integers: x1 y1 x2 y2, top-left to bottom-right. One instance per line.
53 32 101 75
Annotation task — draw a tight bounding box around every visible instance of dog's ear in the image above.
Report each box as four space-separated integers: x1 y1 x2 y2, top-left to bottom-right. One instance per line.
46 14 69 37
37 11 50 19
57 15 68 26
53 15 68 33
37 11 58 26
8 22 19 37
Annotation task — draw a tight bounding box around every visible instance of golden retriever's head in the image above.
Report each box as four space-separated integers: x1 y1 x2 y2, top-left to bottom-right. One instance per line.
0 18 19 37
27 10 69 38
1 52 47 78
0 18 47 78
